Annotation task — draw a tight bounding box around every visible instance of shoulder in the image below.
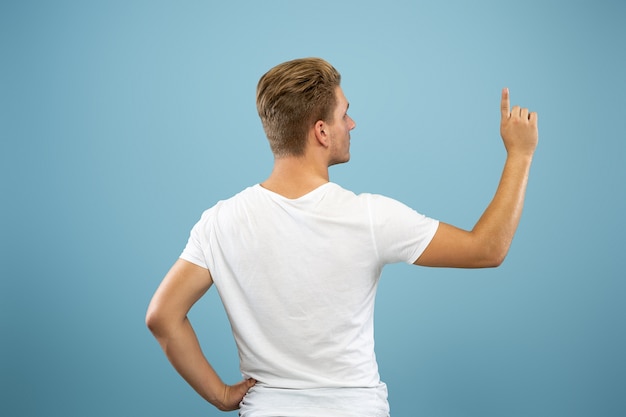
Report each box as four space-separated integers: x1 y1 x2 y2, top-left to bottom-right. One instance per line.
325 183 411 210
193 185 259 224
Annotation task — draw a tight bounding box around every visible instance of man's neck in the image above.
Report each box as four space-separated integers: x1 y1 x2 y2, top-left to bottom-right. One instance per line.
261 155 330 199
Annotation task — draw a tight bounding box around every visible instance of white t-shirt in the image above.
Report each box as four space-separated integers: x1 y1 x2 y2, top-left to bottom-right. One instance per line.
180 183 439 415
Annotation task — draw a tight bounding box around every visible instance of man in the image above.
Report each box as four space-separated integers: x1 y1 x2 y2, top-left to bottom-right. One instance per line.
146 57 538 416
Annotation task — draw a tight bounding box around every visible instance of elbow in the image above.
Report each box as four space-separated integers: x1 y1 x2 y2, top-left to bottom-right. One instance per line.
483 255 505 268
472 235 509 268
481 245 509 268
145 304 169 337
145 308 160 334
146 303 186 341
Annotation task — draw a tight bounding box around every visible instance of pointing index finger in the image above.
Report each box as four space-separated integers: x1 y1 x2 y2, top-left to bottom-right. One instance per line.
501 87 510 119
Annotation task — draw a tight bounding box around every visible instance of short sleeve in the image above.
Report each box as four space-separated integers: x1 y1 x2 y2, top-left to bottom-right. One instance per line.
367 194 439 265
179 210 210 269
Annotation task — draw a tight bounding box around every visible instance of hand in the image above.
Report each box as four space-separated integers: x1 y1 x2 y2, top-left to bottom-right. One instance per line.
215 378 257 411
500 88 538 158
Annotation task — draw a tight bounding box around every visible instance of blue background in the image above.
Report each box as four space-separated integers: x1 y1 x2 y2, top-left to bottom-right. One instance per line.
2 1 625 416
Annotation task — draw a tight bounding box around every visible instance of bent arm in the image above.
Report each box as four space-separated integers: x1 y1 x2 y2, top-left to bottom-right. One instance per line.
415 88 538 268
145 259 255 411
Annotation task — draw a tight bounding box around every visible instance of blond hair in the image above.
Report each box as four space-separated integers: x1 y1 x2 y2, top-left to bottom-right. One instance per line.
256 58 341 157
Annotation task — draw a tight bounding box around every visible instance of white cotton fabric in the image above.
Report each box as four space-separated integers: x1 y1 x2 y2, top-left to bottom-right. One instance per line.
180 183 438 415
239 384 391 417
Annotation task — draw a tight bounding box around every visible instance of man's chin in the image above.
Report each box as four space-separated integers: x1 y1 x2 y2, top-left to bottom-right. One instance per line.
329 154 350 167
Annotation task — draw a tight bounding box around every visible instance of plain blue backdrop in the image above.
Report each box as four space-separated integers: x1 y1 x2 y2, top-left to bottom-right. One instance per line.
1 1 624 416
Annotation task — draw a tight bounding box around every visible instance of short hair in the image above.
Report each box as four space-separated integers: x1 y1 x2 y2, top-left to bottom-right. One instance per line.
256 57 341 157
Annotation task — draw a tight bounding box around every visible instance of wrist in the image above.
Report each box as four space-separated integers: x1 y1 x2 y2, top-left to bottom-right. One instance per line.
505 151 534 165
203 380 229 409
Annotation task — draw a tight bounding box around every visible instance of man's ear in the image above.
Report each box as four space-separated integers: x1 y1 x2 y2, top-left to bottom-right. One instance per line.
313 120 329 147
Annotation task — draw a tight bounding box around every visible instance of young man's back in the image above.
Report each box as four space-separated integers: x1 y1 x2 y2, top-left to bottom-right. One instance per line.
180 182 437 415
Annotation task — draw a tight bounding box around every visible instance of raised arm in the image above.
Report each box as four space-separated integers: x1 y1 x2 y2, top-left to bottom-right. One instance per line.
145 259 255 410
415 88 538 268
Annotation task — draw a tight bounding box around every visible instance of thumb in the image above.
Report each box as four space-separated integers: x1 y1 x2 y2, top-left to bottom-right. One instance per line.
239 378 256 391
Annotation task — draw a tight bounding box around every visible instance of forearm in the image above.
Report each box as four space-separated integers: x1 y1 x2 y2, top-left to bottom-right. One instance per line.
472 153 533 264
152 317 229 410
414 89 537 269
